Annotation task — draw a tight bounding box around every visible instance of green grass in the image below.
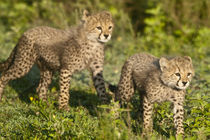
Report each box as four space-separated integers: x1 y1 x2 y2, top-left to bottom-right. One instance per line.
0 52 209 139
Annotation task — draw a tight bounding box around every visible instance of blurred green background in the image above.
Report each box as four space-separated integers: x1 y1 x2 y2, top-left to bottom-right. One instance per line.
0 0 209 139
0 0 209 83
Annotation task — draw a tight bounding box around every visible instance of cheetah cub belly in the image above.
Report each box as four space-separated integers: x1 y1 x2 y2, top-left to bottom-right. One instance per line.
113 53 194 137
0 10 114 110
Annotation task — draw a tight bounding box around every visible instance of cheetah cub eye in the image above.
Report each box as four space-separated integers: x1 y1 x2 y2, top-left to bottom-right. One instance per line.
175 73 181 77
96 26 102 30
187 73 192 77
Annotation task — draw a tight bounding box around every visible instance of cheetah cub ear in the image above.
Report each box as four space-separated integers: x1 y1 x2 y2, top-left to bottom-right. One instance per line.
184 56 192 63
184 56 194 76
103 11 112 17
81 9 90 23
159 57 169 71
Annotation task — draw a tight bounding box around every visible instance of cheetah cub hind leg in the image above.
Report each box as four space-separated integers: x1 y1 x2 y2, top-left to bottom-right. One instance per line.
0 37 36 101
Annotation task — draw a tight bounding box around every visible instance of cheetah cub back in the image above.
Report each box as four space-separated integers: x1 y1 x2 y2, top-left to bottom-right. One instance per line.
113 53 194 137
0 10 114 111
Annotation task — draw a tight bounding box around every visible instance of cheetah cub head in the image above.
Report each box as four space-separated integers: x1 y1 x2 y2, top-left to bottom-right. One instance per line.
159 56 194 90
81 10 114 43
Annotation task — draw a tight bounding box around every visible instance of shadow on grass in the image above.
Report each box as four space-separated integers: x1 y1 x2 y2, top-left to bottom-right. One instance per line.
7 66 40 103
4 65 100 116
68 89 99 116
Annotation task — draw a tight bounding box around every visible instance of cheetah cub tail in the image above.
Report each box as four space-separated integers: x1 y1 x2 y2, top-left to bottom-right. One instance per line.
104 81 118 99
0 46 16 72
108 84 118 93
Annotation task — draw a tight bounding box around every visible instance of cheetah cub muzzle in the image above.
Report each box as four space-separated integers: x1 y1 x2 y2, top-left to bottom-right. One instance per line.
110 53 194 137
0 10 114 111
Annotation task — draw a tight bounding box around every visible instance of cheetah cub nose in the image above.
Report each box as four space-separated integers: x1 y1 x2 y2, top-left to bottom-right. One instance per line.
182 82 187 86
104 34 109 39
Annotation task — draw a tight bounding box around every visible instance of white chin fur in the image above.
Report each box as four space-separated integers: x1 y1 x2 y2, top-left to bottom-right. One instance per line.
175 85 188 90
166 82 187 90
98 39 109 43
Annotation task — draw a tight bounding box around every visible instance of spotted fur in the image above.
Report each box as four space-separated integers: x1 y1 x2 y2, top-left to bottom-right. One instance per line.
110 53 194 137
0 10 114 110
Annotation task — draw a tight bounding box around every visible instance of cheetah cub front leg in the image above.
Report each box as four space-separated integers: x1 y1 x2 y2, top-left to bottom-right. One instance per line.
172 94 185 137
89 55 110 103
58 69 72 111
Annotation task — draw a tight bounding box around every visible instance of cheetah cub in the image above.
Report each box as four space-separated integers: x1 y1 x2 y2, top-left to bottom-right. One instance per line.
0 10 114 110
110 53 194 137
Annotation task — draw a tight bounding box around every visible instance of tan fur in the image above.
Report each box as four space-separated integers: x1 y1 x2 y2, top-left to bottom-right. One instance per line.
112 53 194 137
0 10 114 110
